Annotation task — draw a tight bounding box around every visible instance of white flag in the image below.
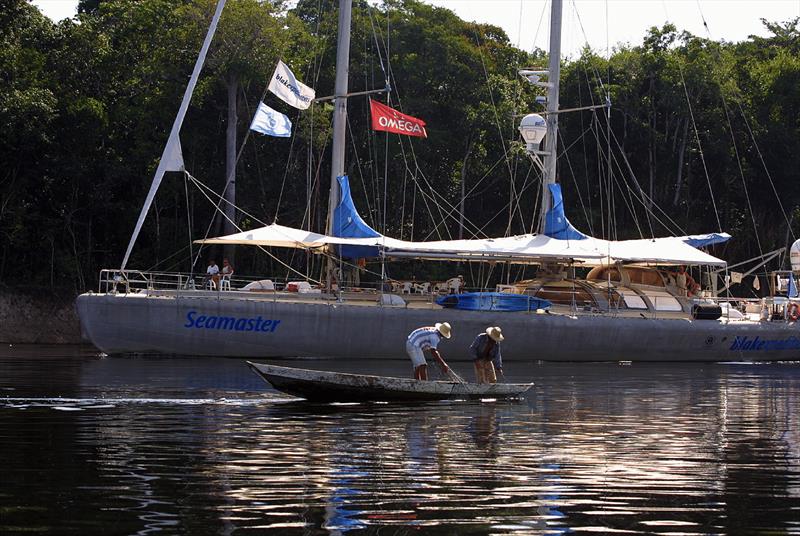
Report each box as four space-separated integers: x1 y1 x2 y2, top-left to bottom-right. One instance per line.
250 102 292 137
268 60 315 110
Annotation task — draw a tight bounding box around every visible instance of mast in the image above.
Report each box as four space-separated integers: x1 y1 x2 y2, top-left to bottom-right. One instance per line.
540 0 562 233
325 0 353 289
326 0 353 233
120 0 227 271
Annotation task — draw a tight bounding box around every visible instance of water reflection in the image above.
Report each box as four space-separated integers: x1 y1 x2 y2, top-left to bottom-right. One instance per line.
0 350 798 534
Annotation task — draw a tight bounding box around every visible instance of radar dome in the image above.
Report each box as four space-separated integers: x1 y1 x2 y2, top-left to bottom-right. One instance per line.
519 113 547 151
791 238 800 273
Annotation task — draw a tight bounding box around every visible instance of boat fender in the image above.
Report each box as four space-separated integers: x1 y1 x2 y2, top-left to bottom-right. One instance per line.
691 303 722 320
788 303 800 323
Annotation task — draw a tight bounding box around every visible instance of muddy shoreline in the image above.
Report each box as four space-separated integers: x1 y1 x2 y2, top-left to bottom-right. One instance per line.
0 289 83 344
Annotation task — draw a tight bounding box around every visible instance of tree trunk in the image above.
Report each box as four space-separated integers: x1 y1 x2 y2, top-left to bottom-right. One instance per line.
459 137 475 240
223 71 238 264
673 117 690 207
648 76 656 209
648 133 655 209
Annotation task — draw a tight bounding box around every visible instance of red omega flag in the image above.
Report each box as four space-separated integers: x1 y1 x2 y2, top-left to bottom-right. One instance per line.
369 99 427 138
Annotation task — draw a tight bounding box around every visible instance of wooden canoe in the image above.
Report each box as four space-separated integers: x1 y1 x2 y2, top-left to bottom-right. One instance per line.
247 362 534 402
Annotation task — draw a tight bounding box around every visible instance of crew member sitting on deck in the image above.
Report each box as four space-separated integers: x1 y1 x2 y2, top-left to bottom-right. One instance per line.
469 326 504 384
219 258 234 290
206 259 220 289
406 323 451 381
222 258 234 277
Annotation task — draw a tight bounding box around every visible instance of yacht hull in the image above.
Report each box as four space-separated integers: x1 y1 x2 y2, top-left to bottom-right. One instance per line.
76 292 800 361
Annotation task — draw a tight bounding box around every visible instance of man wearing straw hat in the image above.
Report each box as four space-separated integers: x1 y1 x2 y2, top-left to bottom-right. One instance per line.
406 322 452 381
469 326 505 384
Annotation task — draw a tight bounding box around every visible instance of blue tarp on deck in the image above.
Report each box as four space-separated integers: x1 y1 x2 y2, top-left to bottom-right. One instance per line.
436 292 552 312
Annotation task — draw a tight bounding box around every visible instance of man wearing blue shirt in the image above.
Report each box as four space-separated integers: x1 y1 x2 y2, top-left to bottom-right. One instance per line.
469 326 504 384
406 322 451 380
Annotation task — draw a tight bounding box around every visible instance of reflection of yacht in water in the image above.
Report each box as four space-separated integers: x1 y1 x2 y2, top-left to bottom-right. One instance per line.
76 0 800 362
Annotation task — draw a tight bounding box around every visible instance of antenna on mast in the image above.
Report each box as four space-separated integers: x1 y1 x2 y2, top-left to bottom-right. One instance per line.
518 0 562 234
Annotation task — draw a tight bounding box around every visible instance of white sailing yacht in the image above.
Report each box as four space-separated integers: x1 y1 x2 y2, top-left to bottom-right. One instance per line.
76 0 800 362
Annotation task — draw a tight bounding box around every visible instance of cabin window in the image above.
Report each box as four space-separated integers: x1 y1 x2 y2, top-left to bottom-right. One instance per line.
644 290 683 312
614 288 648 309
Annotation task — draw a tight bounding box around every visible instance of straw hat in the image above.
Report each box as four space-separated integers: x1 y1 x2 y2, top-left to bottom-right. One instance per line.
486 326 504 342
435 322 452 339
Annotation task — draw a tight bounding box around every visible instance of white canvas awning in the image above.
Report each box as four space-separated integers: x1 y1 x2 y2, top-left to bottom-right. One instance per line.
587 236 726 266
196 224 726 266
196 226 605 262
196 223 345 249
380 233 605 263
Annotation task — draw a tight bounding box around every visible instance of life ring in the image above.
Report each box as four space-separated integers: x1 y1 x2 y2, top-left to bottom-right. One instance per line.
788 303 800 323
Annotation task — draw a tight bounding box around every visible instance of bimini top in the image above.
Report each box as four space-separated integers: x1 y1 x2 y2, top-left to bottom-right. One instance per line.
196 177 728 267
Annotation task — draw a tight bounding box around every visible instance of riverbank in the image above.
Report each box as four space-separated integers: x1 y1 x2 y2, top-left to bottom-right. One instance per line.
0 289 82 344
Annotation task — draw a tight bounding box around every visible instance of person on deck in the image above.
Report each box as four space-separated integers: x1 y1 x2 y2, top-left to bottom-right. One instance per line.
469 326 504 384
221 258 234 278
676 266 700 297
206 259 220 288
406 323 451 381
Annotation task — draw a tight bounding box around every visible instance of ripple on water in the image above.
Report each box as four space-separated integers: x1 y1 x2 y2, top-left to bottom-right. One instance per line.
1 358 799 534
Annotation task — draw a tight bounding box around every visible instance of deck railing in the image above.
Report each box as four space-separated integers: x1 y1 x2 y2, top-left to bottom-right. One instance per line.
95 269 791 319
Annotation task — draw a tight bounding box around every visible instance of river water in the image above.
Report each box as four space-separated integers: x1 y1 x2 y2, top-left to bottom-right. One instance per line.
1 345 799 535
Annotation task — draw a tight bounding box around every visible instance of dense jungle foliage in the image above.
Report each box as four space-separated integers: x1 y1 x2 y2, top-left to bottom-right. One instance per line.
2 0 799 290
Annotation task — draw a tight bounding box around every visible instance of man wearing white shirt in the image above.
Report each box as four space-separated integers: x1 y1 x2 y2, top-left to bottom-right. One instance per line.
206 259 220 289
405 322 452 381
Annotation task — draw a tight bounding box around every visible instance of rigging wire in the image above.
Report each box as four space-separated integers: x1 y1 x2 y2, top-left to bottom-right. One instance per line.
370 12 494 241
469 24 520 235
417 154 511 240
381 4 391 285
721 98 764 258
574 58 595 236
187 171 388 283
673 24 722 232
698 18 797 271
688 0 784 282
184 171 194 271
345 115 377 227
569 0 620 241
736 100 796 242
598 117 688 236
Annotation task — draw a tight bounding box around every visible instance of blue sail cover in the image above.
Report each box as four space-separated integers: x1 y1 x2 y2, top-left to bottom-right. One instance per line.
544 184 588 240
682 233 732 248
332 175 382 258
545 184 732 250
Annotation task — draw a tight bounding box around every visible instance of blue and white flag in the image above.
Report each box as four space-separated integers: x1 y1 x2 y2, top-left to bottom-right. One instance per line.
788 272 799 298
249 102 292 138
